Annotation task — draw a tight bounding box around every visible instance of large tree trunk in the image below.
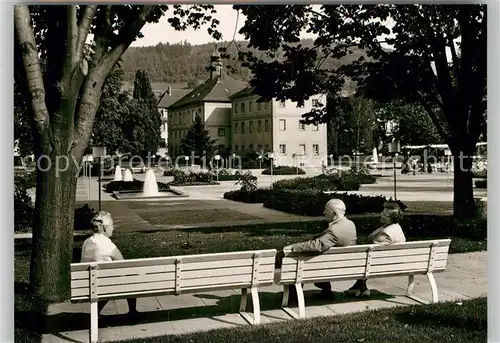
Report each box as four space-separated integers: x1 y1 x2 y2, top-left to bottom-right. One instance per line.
452 147 477 219
30 145 79 301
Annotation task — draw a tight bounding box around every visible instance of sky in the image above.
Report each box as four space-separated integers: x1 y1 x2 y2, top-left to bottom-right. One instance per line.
131 5 318 47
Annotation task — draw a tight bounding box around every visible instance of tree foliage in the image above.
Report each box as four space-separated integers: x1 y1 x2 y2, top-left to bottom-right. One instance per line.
180 115 217 163
14 4 222 301
232 4 486 218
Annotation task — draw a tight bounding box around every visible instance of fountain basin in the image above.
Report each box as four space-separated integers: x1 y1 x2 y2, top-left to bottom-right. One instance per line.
113 188 188 200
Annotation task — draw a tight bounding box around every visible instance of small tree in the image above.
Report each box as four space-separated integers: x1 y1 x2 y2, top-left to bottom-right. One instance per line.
180 115 217 165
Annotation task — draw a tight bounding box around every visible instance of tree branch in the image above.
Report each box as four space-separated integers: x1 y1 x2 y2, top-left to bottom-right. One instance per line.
14 5 53 152
67 6 78 60
417 91 449 142
102 5 156 68
73 5 158 158
76 5 96 60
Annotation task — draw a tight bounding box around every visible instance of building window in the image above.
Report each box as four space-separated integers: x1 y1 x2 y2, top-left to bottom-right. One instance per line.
235 103 239 113
257 120 262 132
218 145 225 153
279 100 286 108
313 144 319 155
235 123 239 134
249 144 254 151
312 99 321 108
218 128 225 137
241 102 245 113
265 120 269 132
257 102 261 110
257 144 262 153
279 119 286 131
249 101 253 111
299 144 306 155
299 122 306 131
241 145 245 152
279 144 286 155
235 145 239 152
249 121 253 133
313 125 319 131
241 122 245 134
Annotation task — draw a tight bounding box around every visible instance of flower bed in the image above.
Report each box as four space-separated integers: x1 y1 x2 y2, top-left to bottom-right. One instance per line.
263 189 406 216
262 165 306 175
223 188 272 203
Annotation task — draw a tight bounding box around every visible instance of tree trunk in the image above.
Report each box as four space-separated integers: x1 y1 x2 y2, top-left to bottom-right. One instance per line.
30 147 79 301
452 151 477 219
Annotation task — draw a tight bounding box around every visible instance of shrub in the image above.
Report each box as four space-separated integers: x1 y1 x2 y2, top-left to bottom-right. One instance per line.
262 165 306 175
171 170 216 185
472 169 487 178
104 180 170 193
271 172 370 192
342 165 377 184
236 171 258 192
74 204 97 231
14 173 35 232
263 189 404 216
475 179 487 188
163 168 177 176
224 188 272 203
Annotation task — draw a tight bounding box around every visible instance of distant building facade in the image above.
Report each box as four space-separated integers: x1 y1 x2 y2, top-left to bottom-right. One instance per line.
229 87 328 169
167 49 246 158
157 86 191 156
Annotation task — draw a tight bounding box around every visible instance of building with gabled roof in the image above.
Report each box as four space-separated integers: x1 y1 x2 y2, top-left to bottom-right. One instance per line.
167 47 246 157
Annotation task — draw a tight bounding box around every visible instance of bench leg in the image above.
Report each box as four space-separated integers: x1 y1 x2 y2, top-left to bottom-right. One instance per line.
282 283 306 320
405 273 439 304
239 287 261 325
90 302 98 343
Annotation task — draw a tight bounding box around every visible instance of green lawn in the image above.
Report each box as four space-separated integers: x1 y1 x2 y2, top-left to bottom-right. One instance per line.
112 297 487 343
14 216 486 343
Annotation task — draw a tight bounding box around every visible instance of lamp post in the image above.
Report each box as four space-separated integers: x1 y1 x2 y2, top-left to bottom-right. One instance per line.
445 149 452 183
92 146 107 212
388 141 401 201
184 156 189 169
268 152 274 188
165 156 170 169
257 154 262 170
214 154 221 182
292 153 298 175
328 154 333 167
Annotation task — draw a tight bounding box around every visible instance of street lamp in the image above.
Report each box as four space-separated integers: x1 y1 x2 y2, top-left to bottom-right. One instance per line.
92 146 107 212
257 154 262 170
328 154 333 167
268 152 274 188
214 154 221 182
388 141 401 201
292 153 298 175
184 156 189 169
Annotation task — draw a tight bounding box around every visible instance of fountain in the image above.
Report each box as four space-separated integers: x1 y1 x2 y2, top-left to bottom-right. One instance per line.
142 168 160 196
114 166 123 181
112 167 187 200
123 168 133 182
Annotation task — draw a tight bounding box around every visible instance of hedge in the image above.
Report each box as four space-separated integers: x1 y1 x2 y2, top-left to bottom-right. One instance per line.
263 189 407 216
475 179 487 189
104 180 170 193
223 188 272 203
262 166 306 175
272 174 367 192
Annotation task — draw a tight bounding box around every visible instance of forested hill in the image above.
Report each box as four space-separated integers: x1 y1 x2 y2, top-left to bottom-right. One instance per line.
121 39 365 86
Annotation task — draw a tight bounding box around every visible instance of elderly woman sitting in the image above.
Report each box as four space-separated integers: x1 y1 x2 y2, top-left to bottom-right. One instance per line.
81 211 138 317
345 202 406 297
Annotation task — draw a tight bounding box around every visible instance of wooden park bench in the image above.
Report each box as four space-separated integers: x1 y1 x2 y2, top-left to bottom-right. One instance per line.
71 249 277 343
276 239 451 319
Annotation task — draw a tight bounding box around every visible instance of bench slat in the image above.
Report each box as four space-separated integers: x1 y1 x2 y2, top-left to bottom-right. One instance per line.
180 272 275 289
279 259 447 282
71 257 276 280
281 245 449 266
371 253 448 266
281 258 367 272
71 249 277 272
181 264 275 280
72 280 176 298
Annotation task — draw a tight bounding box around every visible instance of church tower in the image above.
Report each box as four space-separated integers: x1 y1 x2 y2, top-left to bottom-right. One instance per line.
209 44 223 81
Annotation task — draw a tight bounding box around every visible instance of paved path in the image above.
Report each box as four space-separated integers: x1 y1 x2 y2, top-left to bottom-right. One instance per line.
42 251 487 343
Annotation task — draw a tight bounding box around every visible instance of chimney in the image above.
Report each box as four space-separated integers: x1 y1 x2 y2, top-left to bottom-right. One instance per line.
168 86 172 96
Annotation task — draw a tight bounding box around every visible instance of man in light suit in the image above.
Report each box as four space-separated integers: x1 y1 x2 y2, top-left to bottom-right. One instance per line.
345 202 406 297
283 198 357 298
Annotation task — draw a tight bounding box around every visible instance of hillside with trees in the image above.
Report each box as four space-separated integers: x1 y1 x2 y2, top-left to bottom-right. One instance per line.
121 39 365 85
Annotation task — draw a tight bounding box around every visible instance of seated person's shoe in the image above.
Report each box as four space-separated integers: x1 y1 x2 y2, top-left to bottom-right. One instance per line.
361 289 371 297
345 280 363 297
317 289 335 300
